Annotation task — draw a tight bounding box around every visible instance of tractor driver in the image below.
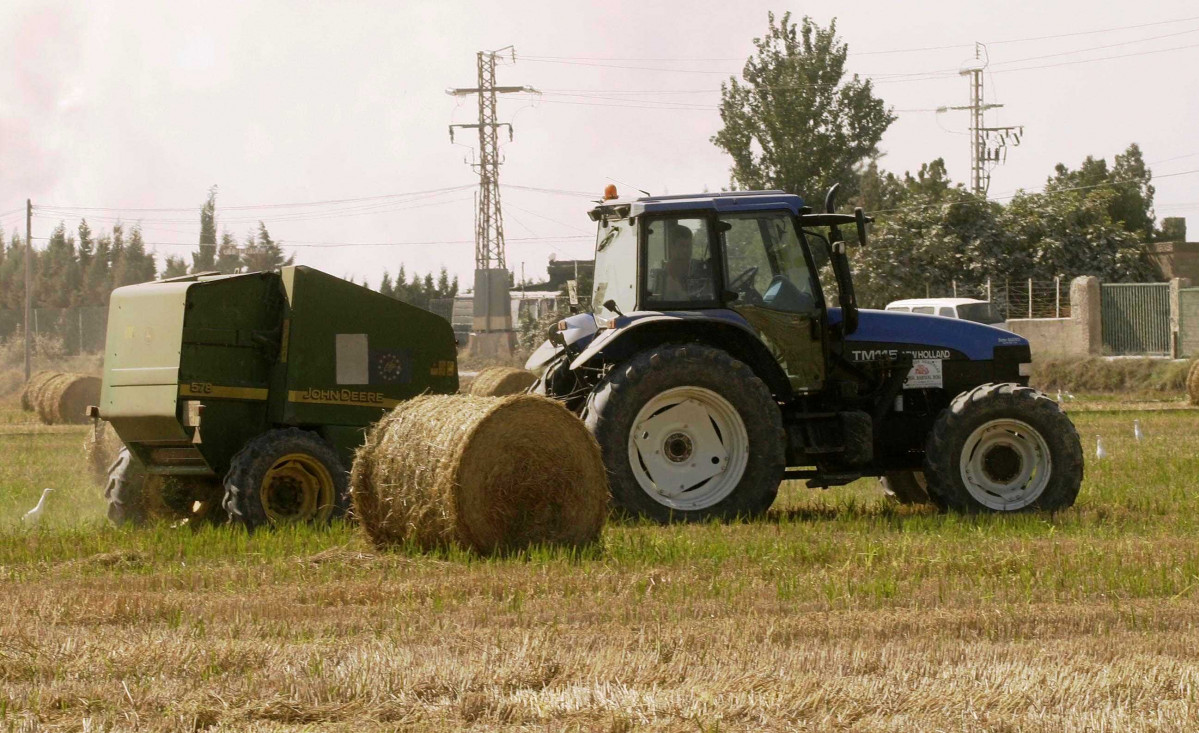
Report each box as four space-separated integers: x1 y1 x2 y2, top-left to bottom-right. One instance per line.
663 224 694 301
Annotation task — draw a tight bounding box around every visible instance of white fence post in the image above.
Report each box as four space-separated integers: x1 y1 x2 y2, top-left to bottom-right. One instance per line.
952 279 957 297
1055 277 1061 318
986 278 992 302
1027 278 1033 318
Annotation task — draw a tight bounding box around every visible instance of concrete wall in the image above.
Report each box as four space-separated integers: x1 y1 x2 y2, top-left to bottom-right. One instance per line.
1178 286 1199 357
1006 276 1101 359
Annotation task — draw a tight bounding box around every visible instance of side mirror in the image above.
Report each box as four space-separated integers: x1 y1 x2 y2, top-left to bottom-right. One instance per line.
603 299 624 317
854 207 871 247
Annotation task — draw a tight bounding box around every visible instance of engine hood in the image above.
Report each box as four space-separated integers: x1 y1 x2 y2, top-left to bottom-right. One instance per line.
829 307 1027 361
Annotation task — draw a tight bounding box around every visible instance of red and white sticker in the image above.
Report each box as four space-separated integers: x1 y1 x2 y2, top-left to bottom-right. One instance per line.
903 358 943 389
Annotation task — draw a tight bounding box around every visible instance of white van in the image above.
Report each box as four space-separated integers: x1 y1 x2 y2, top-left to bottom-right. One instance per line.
884 298 1007 327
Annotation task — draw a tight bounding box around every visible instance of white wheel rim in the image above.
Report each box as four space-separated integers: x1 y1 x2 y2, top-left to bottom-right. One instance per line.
959 418 1052 511
627 386 749 511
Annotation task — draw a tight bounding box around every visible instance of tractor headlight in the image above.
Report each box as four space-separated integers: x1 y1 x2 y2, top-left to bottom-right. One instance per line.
1018 363 1032 377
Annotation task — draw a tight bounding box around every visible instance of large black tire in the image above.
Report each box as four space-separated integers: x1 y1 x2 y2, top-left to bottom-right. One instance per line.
923 383 1083 513
104 449 221 526
104 448 151 526
223 428 349 530
583 344 784 523
879 470 935 505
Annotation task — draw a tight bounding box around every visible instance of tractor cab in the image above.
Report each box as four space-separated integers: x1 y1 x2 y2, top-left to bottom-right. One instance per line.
568 187 869 396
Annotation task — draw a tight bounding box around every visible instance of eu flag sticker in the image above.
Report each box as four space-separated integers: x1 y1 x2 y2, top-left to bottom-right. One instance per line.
369 349 412 384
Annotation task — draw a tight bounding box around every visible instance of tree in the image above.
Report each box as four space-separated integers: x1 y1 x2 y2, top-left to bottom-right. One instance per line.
241 222 294 272
112 225 157 287
192 186 218 273
162 255 189 278
216 229 242 274
712 12 895 200
379 271 394 297
1047 143 1156 241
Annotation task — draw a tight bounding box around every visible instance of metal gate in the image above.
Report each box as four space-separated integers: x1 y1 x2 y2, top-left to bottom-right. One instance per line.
1101 283 1170 355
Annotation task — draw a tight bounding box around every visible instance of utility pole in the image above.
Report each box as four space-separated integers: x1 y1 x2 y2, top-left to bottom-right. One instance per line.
24 199 32 382
448 46 538 354
937 43 1023 197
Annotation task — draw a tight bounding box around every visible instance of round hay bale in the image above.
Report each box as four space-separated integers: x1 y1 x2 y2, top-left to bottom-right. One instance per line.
1188 361 1199 406
351 394 608 554
467 366 538 397
84 421 123 486
20 371 56 412
36 373 100 425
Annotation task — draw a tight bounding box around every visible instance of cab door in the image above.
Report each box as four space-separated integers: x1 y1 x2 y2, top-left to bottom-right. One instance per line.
718 212 826 392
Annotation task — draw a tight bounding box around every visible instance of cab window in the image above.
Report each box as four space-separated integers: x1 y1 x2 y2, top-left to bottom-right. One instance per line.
643 217 715 306
939 307 956 318
719 213 817 313
912 306 935 315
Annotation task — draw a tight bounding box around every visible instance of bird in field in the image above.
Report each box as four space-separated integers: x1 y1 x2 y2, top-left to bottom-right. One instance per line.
1095 436 1107 461
22 488 53 525
1056 389 1063 403
1134 419 1144 442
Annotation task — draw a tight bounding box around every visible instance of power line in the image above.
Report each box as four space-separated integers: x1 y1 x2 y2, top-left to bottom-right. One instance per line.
34 184 475 214
989 40 1199 74
29 234 591 249
987 24 1199 67
520 14 1199 63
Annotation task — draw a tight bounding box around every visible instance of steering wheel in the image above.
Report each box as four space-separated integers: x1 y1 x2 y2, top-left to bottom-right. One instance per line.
728 266 758 292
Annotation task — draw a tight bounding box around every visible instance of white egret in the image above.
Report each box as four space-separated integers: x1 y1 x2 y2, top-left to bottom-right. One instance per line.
22 488 53 525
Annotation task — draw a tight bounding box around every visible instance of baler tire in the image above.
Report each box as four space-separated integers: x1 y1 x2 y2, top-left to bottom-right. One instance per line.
583 343 784 524
879 470 936 506
104 448 149 526
104 449 208 526
222 428 349 530
923 383 1083 513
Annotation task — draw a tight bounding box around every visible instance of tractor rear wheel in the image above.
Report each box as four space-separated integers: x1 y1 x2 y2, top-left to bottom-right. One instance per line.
222 428 349 530
879 470 936 505
104 448 222 526
923 383 1083 513
584 344 784 523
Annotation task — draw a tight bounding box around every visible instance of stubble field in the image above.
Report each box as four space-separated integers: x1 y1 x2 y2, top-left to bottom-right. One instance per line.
2 398 1199 731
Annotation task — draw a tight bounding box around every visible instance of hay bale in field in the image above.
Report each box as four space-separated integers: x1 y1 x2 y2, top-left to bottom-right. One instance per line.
84 421 123 485
467 366 538 397
35 373 100 425
351 394 608 554
1188 361 1199 406
20 371 56 411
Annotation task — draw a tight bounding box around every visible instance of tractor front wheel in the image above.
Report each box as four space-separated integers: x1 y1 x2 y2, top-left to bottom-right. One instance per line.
923 383 1083 513
223 428 349 530
584 344 784 523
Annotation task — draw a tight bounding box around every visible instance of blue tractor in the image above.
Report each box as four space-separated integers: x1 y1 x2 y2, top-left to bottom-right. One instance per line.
527 186 1083 522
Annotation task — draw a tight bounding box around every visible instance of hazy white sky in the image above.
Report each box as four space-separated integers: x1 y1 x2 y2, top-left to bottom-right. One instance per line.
3 0 1198 289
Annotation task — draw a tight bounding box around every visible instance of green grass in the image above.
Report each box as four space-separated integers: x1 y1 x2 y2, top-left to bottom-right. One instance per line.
3 401 1199 730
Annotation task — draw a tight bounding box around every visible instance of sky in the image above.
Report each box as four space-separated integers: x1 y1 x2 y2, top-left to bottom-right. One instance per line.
2 0 1198 291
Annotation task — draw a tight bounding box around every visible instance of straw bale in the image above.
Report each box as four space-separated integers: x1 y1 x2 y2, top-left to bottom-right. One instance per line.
351 394 607 554
20 371 56 411
84 421 123 485
467 367 537 397
35 373 100 425
1188 361 1199 405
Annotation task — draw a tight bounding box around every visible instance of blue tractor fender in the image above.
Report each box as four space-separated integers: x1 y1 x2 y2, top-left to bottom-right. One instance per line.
568 310 794 398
